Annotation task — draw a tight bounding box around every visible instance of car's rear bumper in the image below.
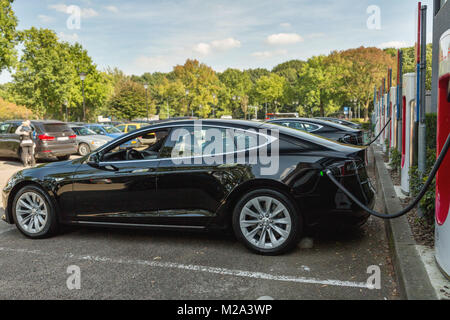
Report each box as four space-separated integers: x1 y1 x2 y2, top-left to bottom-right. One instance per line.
36 145 78 159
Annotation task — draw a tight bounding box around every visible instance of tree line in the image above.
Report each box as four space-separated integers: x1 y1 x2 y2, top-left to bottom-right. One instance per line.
0 0 431 122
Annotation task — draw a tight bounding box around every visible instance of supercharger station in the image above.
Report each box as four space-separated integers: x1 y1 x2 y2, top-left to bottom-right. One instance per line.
435 29 450 279
401 73 417 195
390 87 397 149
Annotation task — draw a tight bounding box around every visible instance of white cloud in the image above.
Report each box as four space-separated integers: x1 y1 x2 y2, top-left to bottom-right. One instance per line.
251 49 287 58
57 32 79 43
193 38 241 56
280 22 291 28
266 33 303 45
193 43 212 55
211 38 241 50
49 4 99 18
38 15 54 23
378 41 410 49
105 6 119 14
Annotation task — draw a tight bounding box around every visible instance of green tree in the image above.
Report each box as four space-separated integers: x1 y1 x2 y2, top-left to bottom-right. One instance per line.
297 55 346 117
0 0 18 72
218 68 253 119
339 47 395 120
11 28 73 118
253 73 287 114
173 59 221 118
109 79 153 120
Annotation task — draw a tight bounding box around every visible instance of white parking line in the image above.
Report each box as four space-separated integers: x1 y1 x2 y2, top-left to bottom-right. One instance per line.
0 246 370 289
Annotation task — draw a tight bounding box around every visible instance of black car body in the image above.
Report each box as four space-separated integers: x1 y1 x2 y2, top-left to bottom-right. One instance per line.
0 120 78 161
267 118 364 146
316 117 363 130
2 120 374 254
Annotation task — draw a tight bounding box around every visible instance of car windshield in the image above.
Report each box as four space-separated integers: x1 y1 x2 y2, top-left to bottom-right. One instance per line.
73 127 97 136
103 126 122 134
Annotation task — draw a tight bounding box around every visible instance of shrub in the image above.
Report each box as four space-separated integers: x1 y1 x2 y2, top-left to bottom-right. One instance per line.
408 113 437 222
0 98 34 120
389 148 401 172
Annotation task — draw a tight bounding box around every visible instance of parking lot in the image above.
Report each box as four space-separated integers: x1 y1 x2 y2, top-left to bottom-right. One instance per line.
0 156 398 300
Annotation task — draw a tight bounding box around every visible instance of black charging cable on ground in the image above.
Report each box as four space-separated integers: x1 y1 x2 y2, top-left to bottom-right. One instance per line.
325 132 450 219
364 118 392 147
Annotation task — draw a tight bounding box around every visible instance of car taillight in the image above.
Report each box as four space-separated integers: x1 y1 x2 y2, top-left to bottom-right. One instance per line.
69 135 76 139
38 134 55 141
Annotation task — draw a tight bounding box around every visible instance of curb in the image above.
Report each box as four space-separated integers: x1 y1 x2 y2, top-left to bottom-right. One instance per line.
370 145 437 300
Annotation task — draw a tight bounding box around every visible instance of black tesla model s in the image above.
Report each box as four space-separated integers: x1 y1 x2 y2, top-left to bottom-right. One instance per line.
267 118 364 146
2 120 374 255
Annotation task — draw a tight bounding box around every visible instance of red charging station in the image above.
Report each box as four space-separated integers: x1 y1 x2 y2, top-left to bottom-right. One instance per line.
436 29 450 279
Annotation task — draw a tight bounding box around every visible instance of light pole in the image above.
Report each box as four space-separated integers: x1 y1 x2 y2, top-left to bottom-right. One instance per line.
212 94 217 118
79 72 87 121
144 84 149 121
185 89 190 117
64 100 68 122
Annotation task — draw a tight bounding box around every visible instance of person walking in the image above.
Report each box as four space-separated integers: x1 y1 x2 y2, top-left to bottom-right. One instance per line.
15 120 36 167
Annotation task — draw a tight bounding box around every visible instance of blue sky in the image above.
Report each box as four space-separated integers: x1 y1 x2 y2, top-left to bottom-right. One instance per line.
1 0 434 83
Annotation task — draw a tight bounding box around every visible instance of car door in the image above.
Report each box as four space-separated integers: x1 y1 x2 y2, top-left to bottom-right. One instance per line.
71 136 160 225
0 123 11 157
6 123 21 158
156 125 236 227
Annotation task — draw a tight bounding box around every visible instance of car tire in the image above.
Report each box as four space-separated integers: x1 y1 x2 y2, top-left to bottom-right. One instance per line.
12 185 58 239
232 189 302 255
57 155 71 161
78 143 91 156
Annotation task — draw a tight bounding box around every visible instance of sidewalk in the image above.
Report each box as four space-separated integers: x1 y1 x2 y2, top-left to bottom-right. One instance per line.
371 145 450 300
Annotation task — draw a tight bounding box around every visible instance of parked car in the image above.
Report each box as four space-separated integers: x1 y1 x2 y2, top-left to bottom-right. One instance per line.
2 119 374 255
267 118 364 146
116 123 156 146
0 120 78 161
84 124 141 149
69 125 112 156
316 117 363 130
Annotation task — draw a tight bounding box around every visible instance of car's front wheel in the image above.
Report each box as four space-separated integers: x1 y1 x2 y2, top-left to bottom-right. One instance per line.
78 143 91 156
12 185 58 239
232 189 302 255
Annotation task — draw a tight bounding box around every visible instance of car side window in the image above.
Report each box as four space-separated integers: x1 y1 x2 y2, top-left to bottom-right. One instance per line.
301 123 320 132
102 129 170 162
128 125 138 132
0 123 10 134
116 125 126 132
163 127 235 158
286 121 304 131
91 127 104 135
9 124 19 134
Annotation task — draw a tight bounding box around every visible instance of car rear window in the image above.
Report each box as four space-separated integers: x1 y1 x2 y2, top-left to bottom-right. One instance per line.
43 123 71 132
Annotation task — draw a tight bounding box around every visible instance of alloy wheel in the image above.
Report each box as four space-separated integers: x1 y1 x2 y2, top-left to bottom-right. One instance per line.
15 192 48 234
239 196 292 250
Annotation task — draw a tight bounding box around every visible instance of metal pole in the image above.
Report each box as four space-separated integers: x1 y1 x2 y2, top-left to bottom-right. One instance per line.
418 5 427 174
397 50 403 154
146 88 149 121
167 99 170 119
82 80 86 122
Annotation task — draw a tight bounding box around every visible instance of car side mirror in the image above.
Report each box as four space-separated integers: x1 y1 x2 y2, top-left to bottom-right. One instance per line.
87 153 100 167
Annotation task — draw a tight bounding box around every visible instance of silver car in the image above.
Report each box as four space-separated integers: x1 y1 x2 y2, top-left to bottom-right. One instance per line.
69 126 113 156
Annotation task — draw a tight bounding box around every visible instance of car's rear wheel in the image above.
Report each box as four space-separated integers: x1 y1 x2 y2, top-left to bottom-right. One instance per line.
57 155 71 161
12 185 58 239
232 189 302 255
78 143 91 156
